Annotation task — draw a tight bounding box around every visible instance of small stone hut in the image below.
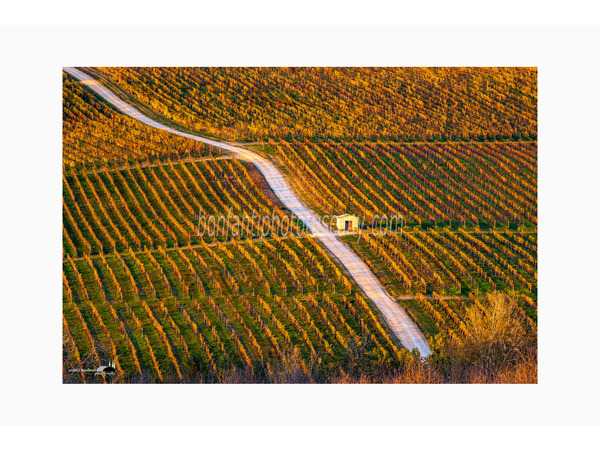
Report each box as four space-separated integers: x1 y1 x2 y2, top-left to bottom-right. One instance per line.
332 214 359 231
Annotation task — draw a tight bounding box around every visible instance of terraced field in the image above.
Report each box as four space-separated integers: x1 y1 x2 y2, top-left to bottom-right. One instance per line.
63 67 537 383
63 158 302 254
271 140 536 228
63 73 213 166
64 233 405 382
91 67 537 141
63 72 414 382
270 138 538 344
342 229 537 339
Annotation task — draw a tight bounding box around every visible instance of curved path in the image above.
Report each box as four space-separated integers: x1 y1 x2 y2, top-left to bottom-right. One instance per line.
64 67 431 356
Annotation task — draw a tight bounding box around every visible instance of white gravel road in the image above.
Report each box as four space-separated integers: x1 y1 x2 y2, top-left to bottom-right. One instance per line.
64 67 431 356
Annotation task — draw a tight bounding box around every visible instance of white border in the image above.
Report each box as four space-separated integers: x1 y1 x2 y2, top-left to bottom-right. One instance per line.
0 25 599 434
2 1 600 26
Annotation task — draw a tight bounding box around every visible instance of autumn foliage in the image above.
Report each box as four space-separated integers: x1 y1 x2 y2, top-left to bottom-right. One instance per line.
92 67 537 142
63 67 537 383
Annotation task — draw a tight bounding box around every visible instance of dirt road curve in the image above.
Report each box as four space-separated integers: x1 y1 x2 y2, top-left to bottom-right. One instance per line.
64 67 431 356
